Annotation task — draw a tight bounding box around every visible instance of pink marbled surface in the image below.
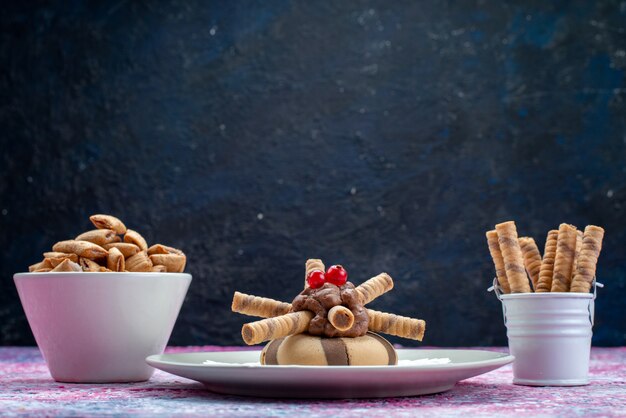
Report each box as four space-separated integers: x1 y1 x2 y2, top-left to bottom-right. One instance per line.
1 346 625 417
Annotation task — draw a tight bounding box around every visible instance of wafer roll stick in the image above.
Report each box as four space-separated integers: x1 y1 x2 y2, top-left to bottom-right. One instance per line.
551 224 578 292
573 230 583 275
495 221 531 293
231 291 292 318
356 273 394 304
571 225 604 293
241 311 314 345
486 230 511 293
367 309 426 341
519 237 542 291
305 259 325 289
328 305 355 331
536 230 558 292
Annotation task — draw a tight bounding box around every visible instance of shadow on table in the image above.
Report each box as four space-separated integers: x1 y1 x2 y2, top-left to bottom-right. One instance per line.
135 380 530 405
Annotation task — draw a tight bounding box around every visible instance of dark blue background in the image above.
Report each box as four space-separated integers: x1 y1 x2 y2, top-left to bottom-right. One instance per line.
1 1 624 346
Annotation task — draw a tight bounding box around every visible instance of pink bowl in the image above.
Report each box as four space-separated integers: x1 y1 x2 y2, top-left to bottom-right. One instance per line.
14 272 192 383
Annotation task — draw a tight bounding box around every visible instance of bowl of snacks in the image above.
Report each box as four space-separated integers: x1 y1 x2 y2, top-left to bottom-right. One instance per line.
13 214 192 383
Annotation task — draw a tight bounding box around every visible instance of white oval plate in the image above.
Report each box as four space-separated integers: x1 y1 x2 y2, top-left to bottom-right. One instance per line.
147 349 513 398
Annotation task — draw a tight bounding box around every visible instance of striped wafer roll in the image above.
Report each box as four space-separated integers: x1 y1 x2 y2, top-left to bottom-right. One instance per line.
261 332 397 366
242 311 314 345
367 309 426 341
536 230 558 292
486 230 511 293
519 237 542 291
570 225 604 293
356 273 394 305
231 292 292 318
305 259 325 289
573 230 583 275
327 305 355 331
551 224 578 292
495 221 531 293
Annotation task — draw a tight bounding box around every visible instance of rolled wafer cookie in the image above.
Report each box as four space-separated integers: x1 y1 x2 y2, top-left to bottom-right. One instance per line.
305 259 325 289
75 229 119 246
148 244 184 256
495 221 530 293
53 240 108 259
29 258 54 272
356 273 394 304
124 229 148 251
44 255 77 268
126 251 153 272
570 225 604 293
28 261 43 272
486 230 511 293
103 243 140 258
573 230 583 275
107 247 125 272
367 309 426 341
51 259 82 272
90 214 127 234
519 237 542 291
149 253 186 272
80 257 101 272
232 292 292 318
242 311 314 345
327 305 355 331
43 252 79 263
551 224 578 292
536 230 558 292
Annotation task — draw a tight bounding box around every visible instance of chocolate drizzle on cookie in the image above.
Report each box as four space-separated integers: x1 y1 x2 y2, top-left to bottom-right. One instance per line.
291 281 369 337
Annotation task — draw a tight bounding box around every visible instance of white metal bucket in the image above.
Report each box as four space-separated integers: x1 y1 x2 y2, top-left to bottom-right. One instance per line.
489 278 603 386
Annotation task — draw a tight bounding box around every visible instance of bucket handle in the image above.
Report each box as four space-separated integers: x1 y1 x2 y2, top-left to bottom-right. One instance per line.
590 279 603 326
487 277 503 301
487 278 507 324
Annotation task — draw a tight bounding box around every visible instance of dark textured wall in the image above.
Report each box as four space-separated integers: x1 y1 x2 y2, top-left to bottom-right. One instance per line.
1 1 625 347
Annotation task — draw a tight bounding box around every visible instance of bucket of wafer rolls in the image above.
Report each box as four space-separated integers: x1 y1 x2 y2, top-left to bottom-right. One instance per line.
486 221 605 386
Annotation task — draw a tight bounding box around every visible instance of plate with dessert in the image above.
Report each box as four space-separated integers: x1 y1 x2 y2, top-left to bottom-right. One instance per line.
147 259 513 398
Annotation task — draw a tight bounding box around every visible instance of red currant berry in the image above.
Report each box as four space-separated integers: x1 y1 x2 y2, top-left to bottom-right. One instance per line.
326 265 348 286
307 270 326 289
